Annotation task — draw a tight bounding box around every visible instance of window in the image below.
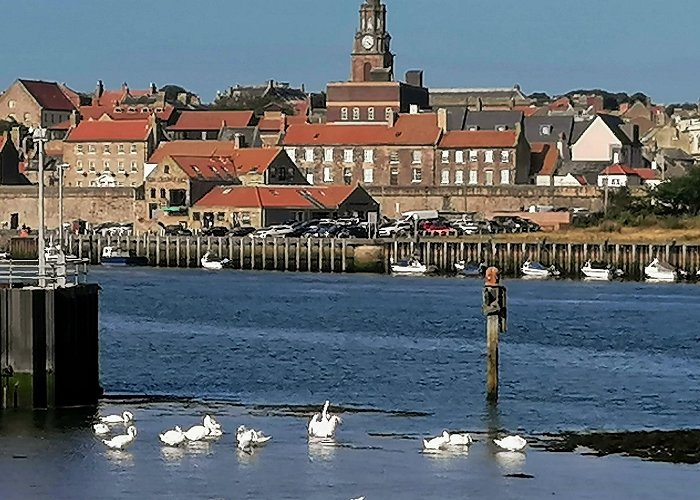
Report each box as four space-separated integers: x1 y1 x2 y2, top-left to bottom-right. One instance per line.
441 150 450 163
164 165 170 174
500 170 510 185
364 149 374 163
343 149 354 163
540 125 552 136
363 167 374 183
117 160 125 172
130 144 137 154
390 167 399 186
8 100 15 109
76 144 84 155
441 169 450 184
131 161 138 172
76 160 83 171
88 144 96 154
323 166 333 182
485 170 494 185
160 188 166 198
390 152 399 163
324 148 333 162
412 167 422 183
150 188 156 198
412 150 422 164
284 147 297 162
192 212 201 221
343 167 352 185
341 107 349 121
385 107 393 121
76 181 82 187
118 144 125 154
217 212 225 222
305 147 314 162
469 150 478 162
103 144 111 154
455 170 464 185
613 151 620 163
496 125 507 132
352 107 360 121
455 151 464 164
103 160 110 171
306 169 314 185
469 170 478 185
89 160 96 172
501 150 510 163
485 150 494 163
368 107 375 121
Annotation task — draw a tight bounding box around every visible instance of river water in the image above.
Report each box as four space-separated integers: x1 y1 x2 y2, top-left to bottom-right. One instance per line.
1 269 699 499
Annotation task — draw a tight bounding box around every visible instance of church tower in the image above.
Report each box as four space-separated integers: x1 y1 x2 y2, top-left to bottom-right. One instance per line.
351 0 394 82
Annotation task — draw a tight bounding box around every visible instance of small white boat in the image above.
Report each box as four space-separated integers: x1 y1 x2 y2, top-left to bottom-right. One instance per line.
391 258 435 276
644 258 678 282
455 261 486 277
201 252 229 271
581 260 615 281
521 260 559 279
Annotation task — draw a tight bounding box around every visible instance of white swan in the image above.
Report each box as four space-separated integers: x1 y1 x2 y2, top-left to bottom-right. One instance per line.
100 411 134 424
422 431 450 451
447 432 473 446
203 415 223 437
93 423 110 436
103 426 137 450
494 435 528 452
308 401 342 439
184 415 220 442
159 426 186 447
236 425 272 451
201 252 229 270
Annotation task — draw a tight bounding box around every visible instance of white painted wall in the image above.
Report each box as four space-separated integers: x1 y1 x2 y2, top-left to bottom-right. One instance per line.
571 116 621 162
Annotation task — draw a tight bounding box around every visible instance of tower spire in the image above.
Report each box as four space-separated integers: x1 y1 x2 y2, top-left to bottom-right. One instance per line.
351 0 394 82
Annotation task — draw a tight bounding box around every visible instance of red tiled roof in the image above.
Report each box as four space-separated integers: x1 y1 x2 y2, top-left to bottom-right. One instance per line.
79 103 174 122
95 88 152 107
168 111 255 131
512 105 540 117
531 143 560 176
601 164 638 176
258 117 285 132
65 119 152 142
19 79 76 111
575 175 589 186
148 140 239 164
283 114 441 146
633 168 658 181
195 185 356 209
439 130 518 148
169 148 280 179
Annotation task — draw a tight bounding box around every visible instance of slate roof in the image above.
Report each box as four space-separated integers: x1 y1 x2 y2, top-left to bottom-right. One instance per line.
464 111 523 131
659 148 694 161
19 79 76 111
556 160 610 185
439 131 518 148
599 114 633 145
218 127 262 148
523 116 574 144
570 119 594 143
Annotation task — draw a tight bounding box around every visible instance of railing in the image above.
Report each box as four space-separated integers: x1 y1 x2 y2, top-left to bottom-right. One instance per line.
0 258 90 288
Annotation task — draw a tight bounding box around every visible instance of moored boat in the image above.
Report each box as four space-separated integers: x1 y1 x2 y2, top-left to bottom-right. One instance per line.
644 258 679 282
521 260 559 279
581 260 616 281
100 246 148 266
391 258 435 276
455 260 487 278
201 252 229 271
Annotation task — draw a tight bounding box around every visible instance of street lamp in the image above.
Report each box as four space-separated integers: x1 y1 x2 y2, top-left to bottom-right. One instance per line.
31 127 48 287
59 163 69 249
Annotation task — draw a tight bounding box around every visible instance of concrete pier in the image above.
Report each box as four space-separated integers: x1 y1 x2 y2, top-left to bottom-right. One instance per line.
0 284 101 409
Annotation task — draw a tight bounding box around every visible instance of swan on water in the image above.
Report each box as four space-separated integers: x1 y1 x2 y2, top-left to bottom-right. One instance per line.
447 432 473 446
93 423 110 436
236 425 272 451
204 415 223 438
159 426 186 447
184 415 220 442
103 426 137 450
308 400 342 439
422 431 450 451
494 435 527 452
100 411 134 424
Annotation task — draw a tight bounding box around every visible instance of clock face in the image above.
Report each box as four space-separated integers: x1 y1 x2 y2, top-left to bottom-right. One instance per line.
361 35 374 50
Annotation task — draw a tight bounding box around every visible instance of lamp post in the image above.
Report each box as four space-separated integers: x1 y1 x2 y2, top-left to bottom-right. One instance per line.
59 163 69 249
32 127 48 287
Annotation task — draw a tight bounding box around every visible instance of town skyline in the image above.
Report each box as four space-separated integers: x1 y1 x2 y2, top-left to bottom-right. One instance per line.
3 0 699 104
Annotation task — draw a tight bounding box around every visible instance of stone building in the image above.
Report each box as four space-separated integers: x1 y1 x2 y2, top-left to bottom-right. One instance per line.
0 79 78 128
282 113 441 187
62 116 158 187
166 111 256 140
436 128 531 187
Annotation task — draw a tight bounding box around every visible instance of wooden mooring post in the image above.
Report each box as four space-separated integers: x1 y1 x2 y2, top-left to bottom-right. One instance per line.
482 267 507 403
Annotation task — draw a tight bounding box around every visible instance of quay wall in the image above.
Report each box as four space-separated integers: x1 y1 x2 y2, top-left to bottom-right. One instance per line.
69 234 700 281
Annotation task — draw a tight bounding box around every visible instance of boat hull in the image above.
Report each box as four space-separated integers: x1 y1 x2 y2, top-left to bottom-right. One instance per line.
582 267 613 281
391 265 428 276
101 257 149 266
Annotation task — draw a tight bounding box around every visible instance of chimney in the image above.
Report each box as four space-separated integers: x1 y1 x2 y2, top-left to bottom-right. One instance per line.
122 82 129 95
476 97 483 112
150 82 157 95
280 114 287 133
301 83 305 93
633 124 640 144
234 133 245 149
149 112 159 147
437 108 448 132
96 80 104 101
405 70 424 88
409 104 419 114
387 109 397 127
69 109 80 128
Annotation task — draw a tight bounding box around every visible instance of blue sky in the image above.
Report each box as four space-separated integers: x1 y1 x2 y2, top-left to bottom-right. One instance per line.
3 0 699 104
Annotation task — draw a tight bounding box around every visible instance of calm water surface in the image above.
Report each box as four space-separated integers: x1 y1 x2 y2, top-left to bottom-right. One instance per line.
1 269 699 499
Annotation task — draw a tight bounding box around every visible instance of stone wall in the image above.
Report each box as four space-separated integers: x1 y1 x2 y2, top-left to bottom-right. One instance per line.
0 186 143 229
366 185 604 218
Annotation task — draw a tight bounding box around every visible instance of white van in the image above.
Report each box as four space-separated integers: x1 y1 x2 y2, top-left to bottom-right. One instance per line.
397 210 439 223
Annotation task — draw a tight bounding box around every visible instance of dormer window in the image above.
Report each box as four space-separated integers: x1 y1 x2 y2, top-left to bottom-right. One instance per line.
496 125 507 131
540 125 552 136
114 107 123 113
467 126 479 131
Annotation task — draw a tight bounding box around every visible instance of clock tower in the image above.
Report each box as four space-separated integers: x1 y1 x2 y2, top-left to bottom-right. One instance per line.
351 0 394 82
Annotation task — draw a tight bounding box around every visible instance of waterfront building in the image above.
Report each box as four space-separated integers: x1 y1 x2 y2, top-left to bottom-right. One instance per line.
166 110 256 141
0 79 78 129
570 114 643 167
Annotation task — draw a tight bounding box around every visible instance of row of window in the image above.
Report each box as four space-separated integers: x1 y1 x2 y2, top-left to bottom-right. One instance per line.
75 144 139 155
286 147 423 164
305 167 510 186
73 180 139 187
75 160 139 172
441 150 511 164
340 106 393 122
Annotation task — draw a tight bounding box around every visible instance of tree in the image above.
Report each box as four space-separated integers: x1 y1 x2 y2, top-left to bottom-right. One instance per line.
160 85 189 102
652 167 700 215
211 94 294 115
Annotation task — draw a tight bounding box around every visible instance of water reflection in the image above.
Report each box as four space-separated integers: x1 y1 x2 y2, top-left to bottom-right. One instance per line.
495 451 526 473
308 437 337 461
184 441 211 456
160 446 186 463
104 449 134 466
236 447 262 466
421 446 471 460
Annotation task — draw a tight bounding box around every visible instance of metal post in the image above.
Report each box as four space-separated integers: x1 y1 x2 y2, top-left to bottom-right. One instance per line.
58 163 69 249
35 128 47 288
482 267 507 403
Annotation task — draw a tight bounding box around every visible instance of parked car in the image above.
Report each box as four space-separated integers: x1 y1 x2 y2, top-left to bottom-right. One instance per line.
161 224 193 236
378 221 413 238
228 226 256 237
201 226 230 237
454 220 491 235
250 225 295 238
